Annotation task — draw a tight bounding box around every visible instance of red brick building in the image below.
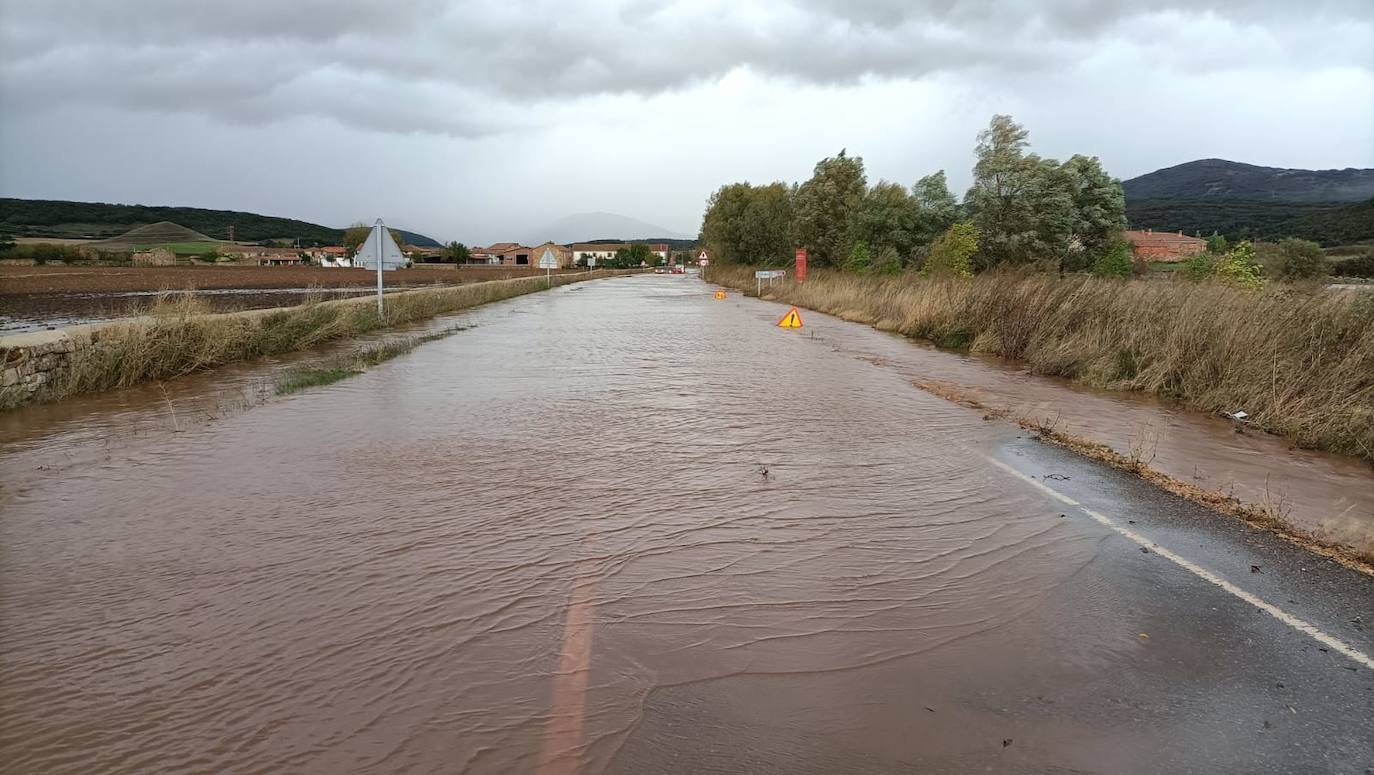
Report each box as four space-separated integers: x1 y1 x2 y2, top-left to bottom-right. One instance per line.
1124 229 1206 262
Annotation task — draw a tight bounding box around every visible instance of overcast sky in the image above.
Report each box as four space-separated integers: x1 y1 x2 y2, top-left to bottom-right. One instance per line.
2 0 1371 243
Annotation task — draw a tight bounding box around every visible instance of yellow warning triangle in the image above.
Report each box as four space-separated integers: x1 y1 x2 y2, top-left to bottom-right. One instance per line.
777 307 803 328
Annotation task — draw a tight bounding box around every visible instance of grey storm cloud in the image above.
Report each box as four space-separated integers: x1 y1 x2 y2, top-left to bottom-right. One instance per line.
2 0 1371 137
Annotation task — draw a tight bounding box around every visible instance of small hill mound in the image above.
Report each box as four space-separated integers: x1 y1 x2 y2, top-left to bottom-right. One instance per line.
94 221 218 248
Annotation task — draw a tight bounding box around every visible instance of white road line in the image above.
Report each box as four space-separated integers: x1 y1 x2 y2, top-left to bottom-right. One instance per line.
985 456 1374 672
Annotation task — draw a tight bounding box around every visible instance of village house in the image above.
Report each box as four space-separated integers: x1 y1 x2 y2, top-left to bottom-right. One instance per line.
220 246 307 266
483 243 533 266
569 242 669 267
466 247 501 265
308 246 352 267
1123 229 1206 262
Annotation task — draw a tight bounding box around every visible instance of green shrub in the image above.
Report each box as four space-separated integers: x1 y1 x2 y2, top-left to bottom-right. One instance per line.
1212 241 1263 290
845 241 872 273
873 245 902 275
1186 251 1216 281
1092 241 1133 278
1331 252 1374 278
923 221 977 278
1205 234 1228 255
1268 238 1328 281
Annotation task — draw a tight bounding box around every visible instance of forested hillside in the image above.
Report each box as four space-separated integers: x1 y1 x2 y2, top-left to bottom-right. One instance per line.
0 198 441 247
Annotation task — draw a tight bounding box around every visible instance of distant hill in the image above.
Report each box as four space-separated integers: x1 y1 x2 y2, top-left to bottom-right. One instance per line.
1122 160 1374 245
527 212 691 245
0 198 442 248
1122 159 1374 203
92 221 216 248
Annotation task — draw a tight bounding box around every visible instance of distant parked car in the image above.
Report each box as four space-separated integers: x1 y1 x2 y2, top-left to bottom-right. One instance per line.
671 265 686 274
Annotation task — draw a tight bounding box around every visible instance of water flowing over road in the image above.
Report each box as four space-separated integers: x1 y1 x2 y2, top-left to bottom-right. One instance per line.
2 276 1371 773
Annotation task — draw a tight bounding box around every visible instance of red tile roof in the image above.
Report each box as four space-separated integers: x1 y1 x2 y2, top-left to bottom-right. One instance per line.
1124 229 1205 247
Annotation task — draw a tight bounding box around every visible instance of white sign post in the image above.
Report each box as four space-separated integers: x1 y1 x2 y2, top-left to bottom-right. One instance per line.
754 269 785 296
538 247 559 287
355 218 407 316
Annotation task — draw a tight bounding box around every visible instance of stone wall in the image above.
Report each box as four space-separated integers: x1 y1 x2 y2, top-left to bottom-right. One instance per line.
0 328 87 403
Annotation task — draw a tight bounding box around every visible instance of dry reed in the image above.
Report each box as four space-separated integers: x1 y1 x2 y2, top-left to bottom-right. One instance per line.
712 266 1374 461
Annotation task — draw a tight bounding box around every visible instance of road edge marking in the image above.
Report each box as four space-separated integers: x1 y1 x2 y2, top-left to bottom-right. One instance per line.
985 456 1374 672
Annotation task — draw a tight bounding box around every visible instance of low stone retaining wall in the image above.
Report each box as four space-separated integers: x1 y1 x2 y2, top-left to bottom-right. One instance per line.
1 327 89 396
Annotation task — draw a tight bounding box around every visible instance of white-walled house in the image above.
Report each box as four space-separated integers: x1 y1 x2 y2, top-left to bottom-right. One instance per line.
569 242 669 266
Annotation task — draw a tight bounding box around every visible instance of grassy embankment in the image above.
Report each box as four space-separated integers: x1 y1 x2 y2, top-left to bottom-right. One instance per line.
274 326 467 395
710 266 1374 462
5 271 627 408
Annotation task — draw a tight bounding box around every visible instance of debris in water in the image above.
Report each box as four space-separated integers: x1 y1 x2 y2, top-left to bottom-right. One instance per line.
925 706 936 713
1225 410 1250 422
1138 633 1150 640
1002 739 1013 748
1045 473 1070 481
1141 547 1150 554
1251 564 1262 574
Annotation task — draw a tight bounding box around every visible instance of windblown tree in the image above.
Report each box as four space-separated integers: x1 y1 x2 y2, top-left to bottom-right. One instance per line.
699 182 794 264
848 181 921 266
965 116 1073 269
792 150 867 268
1061 154 1127 270
912 171 960 243
965 115 1125 271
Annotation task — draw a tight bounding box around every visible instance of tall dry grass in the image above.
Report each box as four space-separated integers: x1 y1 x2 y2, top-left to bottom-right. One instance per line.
14 271 628 406
711 266 1374 461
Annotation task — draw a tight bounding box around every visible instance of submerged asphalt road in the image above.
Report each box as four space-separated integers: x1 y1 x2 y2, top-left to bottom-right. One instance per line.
1 275 1371 774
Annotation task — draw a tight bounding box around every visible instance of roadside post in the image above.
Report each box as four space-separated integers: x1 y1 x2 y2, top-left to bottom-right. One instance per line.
795 247 807 283
354 219 404 316
538 246 559 287
754 268 785 296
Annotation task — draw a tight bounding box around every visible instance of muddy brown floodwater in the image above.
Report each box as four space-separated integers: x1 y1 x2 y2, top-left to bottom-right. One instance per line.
1 276 1371 774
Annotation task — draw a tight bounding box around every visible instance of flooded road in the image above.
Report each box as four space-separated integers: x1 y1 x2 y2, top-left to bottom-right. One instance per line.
2 276 1371 773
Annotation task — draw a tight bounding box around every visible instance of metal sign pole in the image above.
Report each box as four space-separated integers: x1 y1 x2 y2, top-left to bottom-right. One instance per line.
375 219 384 317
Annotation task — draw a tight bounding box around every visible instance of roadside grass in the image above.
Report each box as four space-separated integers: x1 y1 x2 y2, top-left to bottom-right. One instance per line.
275 325 476 395
275 367 360 395
5 272 626 409
709 265 1374 462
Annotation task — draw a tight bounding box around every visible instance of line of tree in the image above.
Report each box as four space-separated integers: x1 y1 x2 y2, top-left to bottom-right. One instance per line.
699 115 1128 275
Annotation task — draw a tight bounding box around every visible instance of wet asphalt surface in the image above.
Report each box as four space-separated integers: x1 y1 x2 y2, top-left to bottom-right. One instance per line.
612 434 1374 775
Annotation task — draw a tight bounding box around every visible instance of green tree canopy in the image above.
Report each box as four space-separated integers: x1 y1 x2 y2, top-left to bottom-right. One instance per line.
627 243 654 266
845 240 872 273
849 181 920 266
793 150 867 268
1062 154 1127 268
912 171 960 243
923 221 978 278
443 241 470 263
698 181 793 265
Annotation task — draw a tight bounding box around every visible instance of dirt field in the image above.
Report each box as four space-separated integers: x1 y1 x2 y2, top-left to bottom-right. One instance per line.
0 264 557 295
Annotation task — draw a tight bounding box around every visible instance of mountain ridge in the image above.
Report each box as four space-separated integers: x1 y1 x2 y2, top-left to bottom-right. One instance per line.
1122 159 1374 203
0 198 442 247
